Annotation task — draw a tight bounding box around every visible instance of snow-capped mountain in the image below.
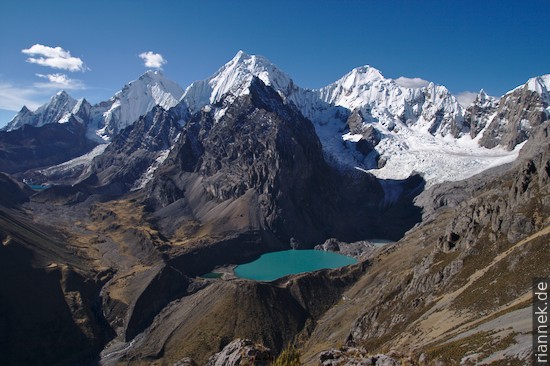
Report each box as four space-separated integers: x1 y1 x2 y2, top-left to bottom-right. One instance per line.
478 74 550 150
2 51 548 188
178 51 525 185
3 70 184 142
96 70 184 139
525 74 550 103
3 91 78 131
182 50 299 113
316 66 466 136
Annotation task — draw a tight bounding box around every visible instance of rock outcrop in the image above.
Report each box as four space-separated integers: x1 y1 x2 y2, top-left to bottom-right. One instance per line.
480 78 549 150
82 104 187 194
206 339 272 366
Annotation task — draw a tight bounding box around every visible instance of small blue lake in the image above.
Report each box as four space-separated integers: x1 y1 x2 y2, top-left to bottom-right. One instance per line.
234 250 357 282
29 184 50 191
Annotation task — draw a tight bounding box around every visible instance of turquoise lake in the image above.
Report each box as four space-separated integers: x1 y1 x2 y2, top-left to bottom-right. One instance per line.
234 250 357 282
29 185 50 190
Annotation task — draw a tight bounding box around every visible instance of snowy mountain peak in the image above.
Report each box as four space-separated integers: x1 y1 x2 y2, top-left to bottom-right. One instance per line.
347 65 384 85
473 89 497 108
114 70 183 109
97 71 185 138
525 74 550 102
50 90 75 104
3 90 77 131
182 50 294 113
55 90 70 98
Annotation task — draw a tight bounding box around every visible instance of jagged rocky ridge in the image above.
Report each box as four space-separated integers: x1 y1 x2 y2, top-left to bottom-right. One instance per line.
0 119 98 174
80 103 188 194
3 52 548 186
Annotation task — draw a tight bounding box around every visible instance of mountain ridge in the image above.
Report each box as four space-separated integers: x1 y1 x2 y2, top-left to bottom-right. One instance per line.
2 51 549 187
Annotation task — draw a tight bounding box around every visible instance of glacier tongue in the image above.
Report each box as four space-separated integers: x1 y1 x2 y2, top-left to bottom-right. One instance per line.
366 128 523 186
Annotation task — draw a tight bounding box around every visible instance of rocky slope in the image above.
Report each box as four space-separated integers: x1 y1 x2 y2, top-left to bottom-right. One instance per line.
299 121 550 365
80 103 188 195
0 184 114 365
480 75 550 150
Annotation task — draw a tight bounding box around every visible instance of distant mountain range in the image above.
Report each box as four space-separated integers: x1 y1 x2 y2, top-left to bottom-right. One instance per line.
2 51 549 187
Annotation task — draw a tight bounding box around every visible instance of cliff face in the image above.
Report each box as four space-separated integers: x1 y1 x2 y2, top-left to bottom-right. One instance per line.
480 87 549 150
83 105 186 194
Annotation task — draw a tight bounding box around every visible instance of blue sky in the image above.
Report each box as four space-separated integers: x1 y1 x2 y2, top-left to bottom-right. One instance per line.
0 0 549 127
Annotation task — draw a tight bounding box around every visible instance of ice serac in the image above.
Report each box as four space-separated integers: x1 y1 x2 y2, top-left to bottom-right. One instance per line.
3 90 77 131
98 70 185 139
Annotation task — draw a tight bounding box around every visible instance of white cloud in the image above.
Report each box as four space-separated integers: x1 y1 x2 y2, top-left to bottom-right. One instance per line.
394 76 430 89
456 91 479 108
22 44 87 72
0 82 44 111
139 51 167 69
35 73 85 90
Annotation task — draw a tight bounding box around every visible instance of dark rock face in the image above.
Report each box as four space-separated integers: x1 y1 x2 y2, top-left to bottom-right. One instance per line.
480 87 549 150
125 264 190 340
0 119 97 173
148 78 387 245
0 173 33 207
84 105 186 194
344 109 381 164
